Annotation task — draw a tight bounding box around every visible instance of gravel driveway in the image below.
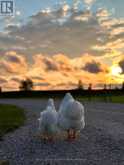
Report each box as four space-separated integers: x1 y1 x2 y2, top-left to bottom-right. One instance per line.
0 99 124 165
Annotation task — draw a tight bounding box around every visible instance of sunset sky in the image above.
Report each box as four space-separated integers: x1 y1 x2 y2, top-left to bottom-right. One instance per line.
0 0 124 91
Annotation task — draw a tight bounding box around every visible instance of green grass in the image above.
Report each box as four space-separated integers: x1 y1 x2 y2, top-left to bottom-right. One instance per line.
0 104 25 137
78 95 124 103
110 95 124 103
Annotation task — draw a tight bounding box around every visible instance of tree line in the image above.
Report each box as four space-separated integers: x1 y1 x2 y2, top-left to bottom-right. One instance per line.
0 78 124 92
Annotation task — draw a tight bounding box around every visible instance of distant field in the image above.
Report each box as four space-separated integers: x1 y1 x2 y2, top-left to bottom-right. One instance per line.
79 95 124 103
0 104 25 137
0 90 124 104
110 95 124 103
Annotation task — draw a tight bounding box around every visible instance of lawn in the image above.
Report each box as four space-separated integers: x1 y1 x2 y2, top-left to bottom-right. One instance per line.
78 95 124 103
110 95 124 103
0 104 25 138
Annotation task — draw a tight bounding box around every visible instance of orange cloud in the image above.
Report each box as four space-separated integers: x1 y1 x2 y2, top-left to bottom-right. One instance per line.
0 51 28 76
0 51 110 91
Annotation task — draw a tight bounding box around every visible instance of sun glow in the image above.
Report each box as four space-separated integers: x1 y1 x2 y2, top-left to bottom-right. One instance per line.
111 65 122 76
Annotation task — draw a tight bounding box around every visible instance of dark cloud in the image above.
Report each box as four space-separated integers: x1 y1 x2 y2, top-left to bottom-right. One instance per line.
0 62 13 74
0 77 8 84
5 25 19 32
31 76 44 81
0 52 28 75
42 57 59 71
34 82 50 87
119 59 124 73
10 77 22 83
83 60 103 73
6 54 22 63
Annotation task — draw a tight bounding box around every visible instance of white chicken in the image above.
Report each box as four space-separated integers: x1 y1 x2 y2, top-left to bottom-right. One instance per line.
58 93 85 140
38 98 58 141
59 93 74 113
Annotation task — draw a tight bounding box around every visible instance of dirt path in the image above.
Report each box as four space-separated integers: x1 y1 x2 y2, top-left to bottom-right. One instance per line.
0 99 124 165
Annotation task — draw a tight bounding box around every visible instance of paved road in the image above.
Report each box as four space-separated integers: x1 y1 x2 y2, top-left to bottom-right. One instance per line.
0 99 124 139
0 99 124 165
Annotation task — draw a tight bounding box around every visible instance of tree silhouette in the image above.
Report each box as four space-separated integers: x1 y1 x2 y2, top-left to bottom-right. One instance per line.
88 83 92 90
103 84 107 90
19 78 33 91
0 87 2 93
109 84 112 90
122 82 124 90
78 80 84 90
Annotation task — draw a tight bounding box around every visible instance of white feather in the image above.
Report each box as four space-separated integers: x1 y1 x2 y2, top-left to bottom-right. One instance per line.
58 94 85 132
38 99 59 136
59 93 74 115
